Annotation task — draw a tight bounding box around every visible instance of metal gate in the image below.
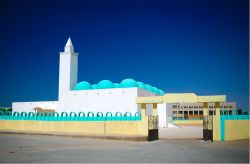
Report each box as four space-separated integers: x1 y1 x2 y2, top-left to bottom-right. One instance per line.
148 116 158 141
203 116 213 141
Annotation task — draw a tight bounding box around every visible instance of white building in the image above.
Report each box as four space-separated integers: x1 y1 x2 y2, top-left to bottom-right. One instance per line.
13 38 164 115
13 38 234 128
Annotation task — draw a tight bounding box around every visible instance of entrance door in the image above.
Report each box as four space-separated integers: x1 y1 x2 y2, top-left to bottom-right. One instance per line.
203 116 213 141
148 116 159 141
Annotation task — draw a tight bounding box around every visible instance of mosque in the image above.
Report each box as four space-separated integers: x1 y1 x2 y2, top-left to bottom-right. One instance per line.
13 38 236 127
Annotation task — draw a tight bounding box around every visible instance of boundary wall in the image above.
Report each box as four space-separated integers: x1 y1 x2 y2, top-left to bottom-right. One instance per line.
213 111 249 141
0 110 149 140
220 115 249 141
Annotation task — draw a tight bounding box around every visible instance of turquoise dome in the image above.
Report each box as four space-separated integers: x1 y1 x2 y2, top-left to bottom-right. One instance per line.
114 83 120 88
149 86 155 92
97 80 114 89
74 81 92 90
136 81 144 89
152 87 158 93
144 84 153 92
138 84 145 89
74 78 165 95
120 78 138 88
92 84 98 89
159 89 165 95
155 88 161 95
137 81 144 86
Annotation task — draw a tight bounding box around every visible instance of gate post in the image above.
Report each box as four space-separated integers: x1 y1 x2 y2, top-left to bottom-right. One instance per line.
152 103 158 116
203 102 209 141
148 103 159 141
153 103 159 140
139 104 148 136
203 102 209 117
214 102 221 141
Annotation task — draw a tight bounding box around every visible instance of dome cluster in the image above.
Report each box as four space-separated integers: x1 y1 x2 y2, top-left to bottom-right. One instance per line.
74 78 165 95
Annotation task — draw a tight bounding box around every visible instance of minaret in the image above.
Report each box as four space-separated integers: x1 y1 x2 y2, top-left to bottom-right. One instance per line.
58 37 78 101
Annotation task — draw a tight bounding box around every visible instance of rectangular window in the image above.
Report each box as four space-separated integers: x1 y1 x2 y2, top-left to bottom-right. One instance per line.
209 111 214 115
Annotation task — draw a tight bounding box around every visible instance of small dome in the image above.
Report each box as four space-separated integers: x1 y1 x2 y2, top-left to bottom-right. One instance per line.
144 84 153 92
114 83 120 88
137 81 145 89
158 89 163 95
120 78 138 88
97 80 114 89
149 86 155 92
152 87 158 93
159 89 165 95
155 88 161 95
137 81 144 86
92 84 98 89
74 81 92 90
138 84 145 89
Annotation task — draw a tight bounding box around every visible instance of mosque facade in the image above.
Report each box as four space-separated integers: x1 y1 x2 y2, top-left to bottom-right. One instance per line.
12 38 236 128
12 38 164 114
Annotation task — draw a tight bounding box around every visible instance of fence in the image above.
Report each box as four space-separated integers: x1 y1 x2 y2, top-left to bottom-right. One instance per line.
0 111 141 121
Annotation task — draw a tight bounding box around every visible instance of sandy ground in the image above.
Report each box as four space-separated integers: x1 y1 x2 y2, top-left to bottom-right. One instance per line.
159 125 203 139
0 133 248 163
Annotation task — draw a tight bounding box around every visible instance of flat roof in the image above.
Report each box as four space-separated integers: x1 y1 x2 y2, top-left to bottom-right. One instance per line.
136 93 226 104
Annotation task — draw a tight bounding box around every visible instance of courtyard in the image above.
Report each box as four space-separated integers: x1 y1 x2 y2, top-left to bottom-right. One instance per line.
0 133 248 163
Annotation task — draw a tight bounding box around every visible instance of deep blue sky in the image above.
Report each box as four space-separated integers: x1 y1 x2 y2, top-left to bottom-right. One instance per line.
0 0 249 110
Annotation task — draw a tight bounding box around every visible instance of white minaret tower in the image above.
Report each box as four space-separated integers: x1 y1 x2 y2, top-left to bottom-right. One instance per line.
58 38 78 102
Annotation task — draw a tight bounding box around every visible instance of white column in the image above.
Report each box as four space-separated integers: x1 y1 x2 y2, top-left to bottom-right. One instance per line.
158 103 167 128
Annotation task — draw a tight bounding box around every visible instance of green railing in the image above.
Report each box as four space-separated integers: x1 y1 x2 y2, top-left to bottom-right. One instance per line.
220 109 249 116
0 111 141 121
